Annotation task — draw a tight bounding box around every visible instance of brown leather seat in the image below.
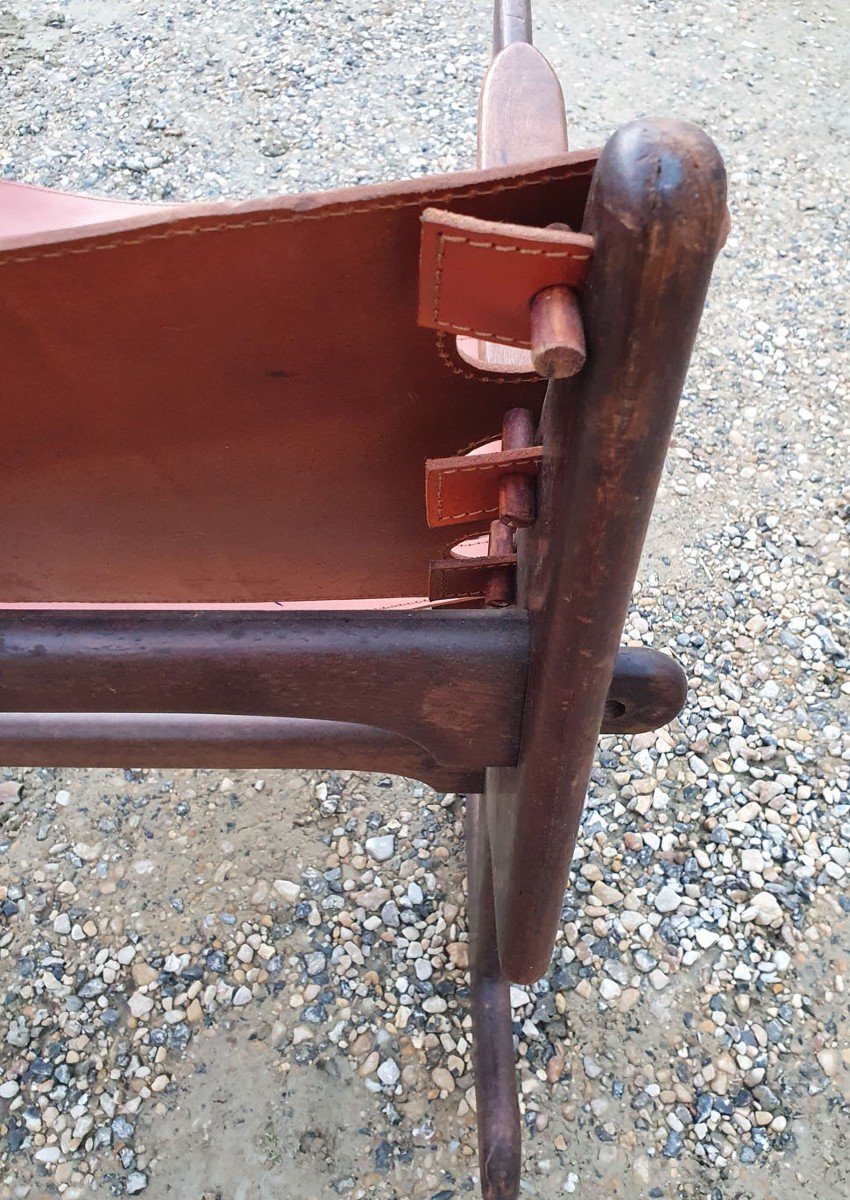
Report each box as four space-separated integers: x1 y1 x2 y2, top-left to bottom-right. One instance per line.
0 155 595 605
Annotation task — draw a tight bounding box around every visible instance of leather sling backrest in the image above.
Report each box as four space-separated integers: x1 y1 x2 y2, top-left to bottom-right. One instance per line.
0 153 594 604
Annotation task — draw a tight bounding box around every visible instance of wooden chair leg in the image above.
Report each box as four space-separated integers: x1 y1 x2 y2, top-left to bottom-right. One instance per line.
466 793 521 1200
487 117 727 983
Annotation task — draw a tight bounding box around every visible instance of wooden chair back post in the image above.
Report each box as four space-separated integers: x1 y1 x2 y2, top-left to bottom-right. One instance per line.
463 5 725 1194
486 120 726 983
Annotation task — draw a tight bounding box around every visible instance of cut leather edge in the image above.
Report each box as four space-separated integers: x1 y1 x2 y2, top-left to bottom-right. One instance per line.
0 150 600 255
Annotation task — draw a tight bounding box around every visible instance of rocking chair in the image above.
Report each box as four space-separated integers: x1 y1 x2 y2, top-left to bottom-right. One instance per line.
0 2 727 1196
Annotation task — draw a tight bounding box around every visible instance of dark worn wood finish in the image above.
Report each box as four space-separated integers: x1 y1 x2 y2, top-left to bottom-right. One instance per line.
602 647 687 736
493 0 532 51
0 609 528 770
0 609 681 768
0 607 684 775
498 408 537 529
0 713 482 793
467 793 521 1200
487 117 727 984
484 522 516 608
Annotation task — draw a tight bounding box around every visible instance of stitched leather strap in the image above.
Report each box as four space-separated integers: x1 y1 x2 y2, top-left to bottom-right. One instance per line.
418 208 593 348
428 553 517 603
425 445 542 528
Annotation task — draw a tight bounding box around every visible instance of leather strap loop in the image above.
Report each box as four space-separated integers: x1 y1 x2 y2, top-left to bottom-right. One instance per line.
428 552 517 603
418 207 593 348
425 445 542 528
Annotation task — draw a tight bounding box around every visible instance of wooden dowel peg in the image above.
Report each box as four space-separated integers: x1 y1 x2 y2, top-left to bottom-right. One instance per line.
499 407 537 529
529 284 586 379
484 520 516 608
530 220 587 380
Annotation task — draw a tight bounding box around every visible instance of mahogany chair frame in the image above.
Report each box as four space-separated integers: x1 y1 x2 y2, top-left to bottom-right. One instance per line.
0 4 727 1197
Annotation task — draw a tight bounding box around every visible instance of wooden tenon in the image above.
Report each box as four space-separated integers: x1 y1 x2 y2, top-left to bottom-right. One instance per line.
0 1 727 1197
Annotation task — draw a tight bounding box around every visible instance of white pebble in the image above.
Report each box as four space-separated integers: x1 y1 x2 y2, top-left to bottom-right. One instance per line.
34 1146 62 1163
599 979 621 1001
654 885 682 913
128 992 154 1018
365 835 395 862
377 1059 400 1087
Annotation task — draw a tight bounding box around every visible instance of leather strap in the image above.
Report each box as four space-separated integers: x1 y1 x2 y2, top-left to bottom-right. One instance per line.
425 445 542 528
418 208 593 348
428 552 517 603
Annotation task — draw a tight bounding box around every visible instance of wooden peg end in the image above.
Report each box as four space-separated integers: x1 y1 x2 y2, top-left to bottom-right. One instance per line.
530 284 586 379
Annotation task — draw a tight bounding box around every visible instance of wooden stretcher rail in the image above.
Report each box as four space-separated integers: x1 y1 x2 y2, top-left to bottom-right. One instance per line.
0 610 528 771
0 713 480 793
0 610 685 777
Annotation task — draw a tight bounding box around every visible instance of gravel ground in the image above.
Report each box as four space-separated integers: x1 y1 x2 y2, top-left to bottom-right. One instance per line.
1 1 849 1198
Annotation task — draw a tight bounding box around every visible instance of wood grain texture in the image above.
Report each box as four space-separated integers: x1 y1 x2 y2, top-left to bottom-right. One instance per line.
467 793 521 1200
0 713 483 793
0 607 684 782
487 118 728 983
478 42 567 170
0 609 529 770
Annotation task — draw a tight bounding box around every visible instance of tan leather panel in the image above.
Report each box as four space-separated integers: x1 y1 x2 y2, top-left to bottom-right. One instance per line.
0 151 596 603
0 179 169 241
